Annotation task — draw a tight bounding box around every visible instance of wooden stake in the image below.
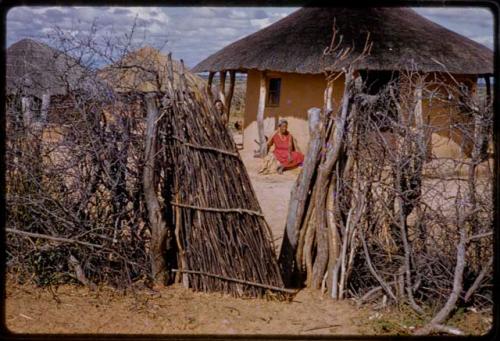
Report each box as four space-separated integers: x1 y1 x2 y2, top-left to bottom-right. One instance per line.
414 85 428 159
144 93 167 282
484 75 491 104
325 81 334 112
225 70 236 121
21 96 33 128
256 71 267 157
218 70 226 105
207 71 215 101
41 93 50 124
278 108 322 285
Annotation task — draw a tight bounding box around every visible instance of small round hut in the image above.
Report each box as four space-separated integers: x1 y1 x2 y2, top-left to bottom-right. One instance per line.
97 47 204 93
97 46 205 122
6 38 107 127
192 7 493 155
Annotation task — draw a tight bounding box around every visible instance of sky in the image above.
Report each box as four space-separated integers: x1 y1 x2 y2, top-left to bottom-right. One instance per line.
6 6 495 69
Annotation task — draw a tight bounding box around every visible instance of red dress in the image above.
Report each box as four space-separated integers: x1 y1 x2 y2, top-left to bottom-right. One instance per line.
272 133 304 169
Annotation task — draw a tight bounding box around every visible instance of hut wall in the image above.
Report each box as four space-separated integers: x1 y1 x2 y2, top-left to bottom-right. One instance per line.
421 73 478 158
243 70 344 152
243 70 478 158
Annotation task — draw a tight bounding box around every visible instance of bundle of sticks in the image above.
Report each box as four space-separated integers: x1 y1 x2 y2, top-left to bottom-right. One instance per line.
155 55 286 298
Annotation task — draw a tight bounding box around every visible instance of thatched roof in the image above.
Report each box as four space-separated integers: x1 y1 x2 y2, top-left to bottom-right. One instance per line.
6 39 94 98
192 7 493 75
97 46 205 93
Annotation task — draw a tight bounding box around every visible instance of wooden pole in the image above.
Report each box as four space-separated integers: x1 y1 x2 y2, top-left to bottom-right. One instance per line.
256 71 267 157
225 70 236 122
41 94 50 124
207 72 215 101
325 81 334 112
21 96 33 128
143 93 167 283
218 70 226 105
484 75 491 104
278 107 322 286
414 85 428 159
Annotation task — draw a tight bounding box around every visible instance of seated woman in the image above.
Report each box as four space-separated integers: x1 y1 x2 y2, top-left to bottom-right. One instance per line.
266 119 304 174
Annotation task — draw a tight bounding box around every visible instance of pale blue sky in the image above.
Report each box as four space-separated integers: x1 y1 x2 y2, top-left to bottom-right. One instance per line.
6 6 494 69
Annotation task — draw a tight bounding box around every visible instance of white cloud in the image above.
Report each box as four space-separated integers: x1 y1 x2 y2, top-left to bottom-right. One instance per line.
250 18 273 29
413 7 493 49
6 6 494 68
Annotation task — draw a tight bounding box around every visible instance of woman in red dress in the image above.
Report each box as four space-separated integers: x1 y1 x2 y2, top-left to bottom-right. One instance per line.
267 119 304 174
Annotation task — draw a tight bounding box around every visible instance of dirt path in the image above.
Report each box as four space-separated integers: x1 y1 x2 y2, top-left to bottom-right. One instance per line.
239 148 301 251
5 281 372 335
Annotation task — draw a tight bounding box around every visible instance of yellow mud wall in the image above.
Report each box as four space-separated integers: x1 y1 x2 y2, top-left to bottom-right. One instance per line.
243 70 344 153
421 73 478 158
243 70 478 159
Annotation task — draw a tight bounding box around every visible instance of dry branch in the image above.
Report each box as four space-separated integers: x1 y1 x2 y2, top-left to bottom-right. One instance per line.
6 228 104 249
172 269 297 294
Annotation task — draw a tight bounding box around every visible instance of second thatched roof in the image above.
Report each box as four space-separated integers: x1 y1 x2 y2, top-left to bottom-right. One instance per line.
6 39 94 98
97 46 204 93
192 7 493 75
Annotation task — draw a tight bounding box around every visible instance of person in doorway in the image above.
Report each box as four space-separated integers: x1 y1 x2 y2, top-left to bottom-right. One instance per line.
266 119 304 174
214 99 228 125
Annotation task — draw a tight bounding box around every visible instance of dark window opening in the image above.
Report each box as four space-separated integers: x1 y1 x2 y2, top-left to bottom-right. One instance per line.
359 70 399 95
267 78 281 107
359 70 400 132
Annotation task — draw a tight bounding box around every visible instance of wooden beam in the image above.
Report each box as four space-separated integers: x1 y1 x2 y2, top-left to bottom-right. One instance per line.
413 85 430 160
41 93 50 124
21 96 33 128
225 70 236 121
218 70 226 105
143 93 168 282
324 81 334 112
256 71 267 157
485 75 491 104
207 71 215 101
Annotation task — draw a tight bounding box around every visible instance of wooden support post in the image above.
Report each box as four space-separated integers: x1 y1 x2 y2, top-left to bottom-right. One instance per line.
256 71 267 157
484 75 491 104
413 84 431 160
41 93 50 124
166 53 175 98
207 72 215 101
218 70 226 105
144 93 167 283
324 81 334 112
225 70 236 121
21 96 33 128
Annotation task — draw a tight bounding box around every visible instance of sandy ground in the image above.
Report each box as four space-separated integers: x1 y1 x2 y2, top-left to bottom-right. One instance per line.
5 280 373 335
239 147 301 251
6 139 366 336
4 134 491 336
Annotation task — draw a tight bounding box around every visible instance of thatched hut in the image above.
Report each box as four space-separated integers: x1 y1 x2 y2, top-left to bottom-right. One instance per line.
99 47 202 97
96 46 205 124
6 38 108 128
192 7 493 155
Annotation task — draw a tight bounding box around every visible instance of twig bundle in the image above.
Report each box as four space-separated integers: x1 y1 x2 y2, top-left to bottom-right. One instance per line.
158 56 284 297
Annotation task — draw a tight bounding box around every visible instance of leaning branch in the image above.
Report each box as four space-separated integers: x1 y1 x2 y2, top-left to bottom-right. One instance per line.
172 269 297 294
6 228 104 249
